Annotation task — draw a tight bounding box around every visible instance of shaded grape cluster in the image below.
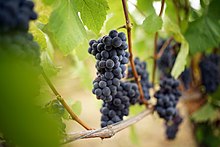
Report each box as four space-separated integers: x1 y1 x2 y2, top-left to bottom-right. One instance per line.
0 32 40 67
179 68 192 90
199 54 220 93
165 113 183 140
157 39 180 76
0 0 37 32
127 57 151 102
88 30 129 102
154 76 181 121
100 81 139 127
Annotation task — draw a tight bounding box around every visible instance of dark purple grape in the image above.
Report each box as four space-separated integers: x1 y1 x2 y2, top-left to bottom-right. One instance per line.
112 37 122 47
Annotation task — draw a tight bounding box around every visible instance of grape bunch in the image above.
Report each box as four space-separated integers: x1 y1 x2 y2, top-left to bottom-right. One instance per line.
154 76 181 121
100 81 139 127
0 32 40 66
88 30 129 102
179 68 191 90
0 0 40 67
0 0 37 32
165 113 183 140
127 57 151 102
157 39 180 76
199 54 220 93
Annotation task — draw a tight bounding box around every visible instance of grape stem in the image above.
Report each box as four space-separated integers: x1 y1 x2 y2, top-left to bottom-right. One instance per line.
152 0 166 87
41 70 92 130
156 37 174 59
121 0 148 106
61 90 202 144
63 106 154 143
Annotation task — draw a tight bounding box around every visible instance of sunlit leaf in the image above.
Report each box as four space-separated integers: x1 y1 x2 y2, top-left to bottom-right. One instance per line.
46 0 87 54
74 0 109 34
142 13 163 34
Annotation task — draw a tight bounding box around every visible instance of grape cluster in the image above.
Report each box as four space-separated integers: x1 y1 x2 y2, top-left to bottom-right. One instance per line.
0 32 40 67
0 0 37 32
88 30 129 102
199 54 220 93
165 113 183 140
127 57 151 102
180 68 191 90
154 76 181 121
157 39 180 76
100 81 139 127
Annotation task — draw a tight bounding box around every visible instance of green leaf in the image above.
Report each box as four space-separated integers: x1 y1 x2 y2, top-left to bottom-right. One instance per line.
30 23 47 50
129 126 140 146
105 0 124 31
73 40 90 61
171 39 189 78
0 57 61 147
164 16 189 78
42 0 56 5
191 103 219 122
137 0 155 16
185 0 220 54
41 51 60 76
142 13 163 34
74 0 109 34
71 101 82 116
210 86 220 101
185 17 220 54
46 0 87 54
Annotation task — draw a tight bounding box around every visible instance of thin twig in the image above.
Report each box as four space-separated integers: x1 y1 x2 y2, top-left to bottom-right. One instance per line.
152 0 165 87
63 107 154 143
121 0 148 106
157 37 174 59
41 70 92 130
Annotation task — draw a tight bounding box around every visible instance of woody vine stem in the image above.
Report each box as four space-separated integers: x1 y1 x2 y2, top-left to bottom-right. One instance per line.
121 0 148 106
41 70 92 130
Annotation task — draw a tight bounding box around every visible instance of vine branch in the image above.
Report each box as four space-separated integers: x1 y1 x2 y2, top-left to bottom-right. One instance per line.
152 0 166 87
41 70 92 130
157 37 174 59
121 0 148 106
63 107 154 144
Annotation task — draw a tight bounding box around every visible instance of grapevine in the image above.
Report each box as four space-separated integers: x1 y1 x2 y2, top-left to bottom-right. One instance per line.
0 0 220 147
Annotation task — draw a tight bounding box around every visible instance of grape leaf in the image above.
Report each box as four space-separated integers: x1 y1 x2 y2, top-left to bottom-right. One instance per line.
105 0 124 31
185 17 220 54
171 39 189 79
42 0 56 5
184 0 220 54
137 0 154 16
142 13 163 34
71 101 82 116
46 0 87 54
164 16 189 78
191 103 219 122
74 0 109 34
30 23 47 51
